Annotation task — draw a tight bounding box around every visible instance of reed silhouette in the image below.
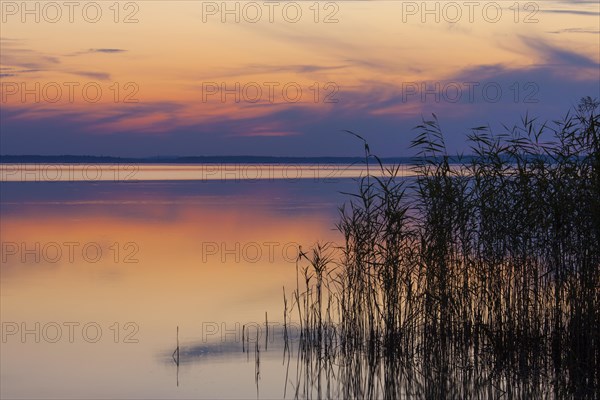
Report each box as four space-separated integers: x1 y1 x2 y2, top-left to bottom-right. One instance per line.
284 97 599 399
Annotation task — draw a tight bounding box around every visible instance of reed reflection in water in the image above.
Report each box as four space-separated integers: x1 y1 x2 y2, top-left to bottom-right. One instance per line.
173 100 599 399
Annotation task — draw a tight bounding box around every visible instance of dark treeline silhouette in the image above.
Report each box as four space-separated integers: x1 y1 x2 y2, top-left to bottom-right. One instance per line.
0 155 420 165
284 97 599 399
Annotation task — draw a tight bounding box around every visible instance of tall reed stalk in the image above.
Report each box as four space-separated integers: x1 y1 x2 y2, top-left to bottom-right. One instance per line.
285 97 599 398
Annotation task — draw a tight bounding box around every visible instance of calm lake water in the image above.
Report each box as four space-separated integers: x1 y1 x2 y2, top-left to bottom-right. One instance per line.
0 165 362 399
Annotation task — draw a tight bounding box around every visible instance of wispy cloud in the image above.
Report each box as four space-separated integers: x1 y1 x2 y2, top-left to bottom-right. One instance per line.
89 48 127 54
547 28 600 34
538 9 599 16
67 48 128 57
70 71 111 80
197 64 347 80
0 47 60 70
520 36 599 69
0 40 118 79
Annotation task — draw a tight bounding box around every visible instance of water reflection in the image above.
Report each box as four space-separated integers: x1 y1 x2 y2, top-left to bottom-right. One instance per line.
2 166 593 398
0 177 351 399
168 323 563 399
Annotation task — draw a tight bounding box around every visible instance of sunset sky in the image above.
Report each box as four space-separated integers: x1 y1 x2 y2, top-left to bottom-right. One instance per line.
1 0 599 156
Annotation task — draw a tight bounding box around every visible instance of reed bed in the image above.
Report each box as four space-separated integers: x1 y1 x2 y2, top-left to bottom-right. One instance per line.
284 97 599 398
